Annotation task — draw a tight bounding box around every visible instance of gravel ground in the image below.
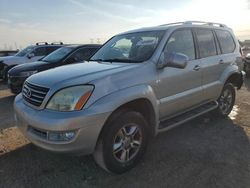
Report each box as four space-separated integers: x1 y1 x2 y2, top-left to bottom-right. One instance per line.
0 79 250 188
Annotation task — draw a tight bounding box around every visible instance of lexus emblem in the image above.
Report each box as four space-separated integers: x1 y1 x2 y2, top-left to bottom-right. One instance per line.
26 88 32 98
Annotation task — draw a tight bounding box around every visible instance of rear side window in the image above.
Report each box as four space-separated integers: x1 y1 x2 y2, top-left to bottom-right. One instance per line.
215 30 235 54
196 29 217 58
68 47 98 62
33 47 47 56
46 46 61 55
164 29 195 60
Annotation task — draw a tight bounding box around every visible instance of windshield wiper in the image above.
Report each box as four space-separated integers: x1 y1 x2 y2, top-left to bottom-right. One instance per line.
89 59 103 62
89 58 142 63
101 58 142 63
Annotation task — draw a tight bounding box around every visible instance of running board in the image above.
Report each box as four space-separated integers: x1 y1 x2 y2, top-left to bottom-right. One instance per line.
158 101 218 132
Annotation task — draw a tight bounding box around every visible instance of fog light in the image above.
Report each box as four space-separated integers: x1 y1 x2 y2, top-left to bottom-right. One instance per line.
48 131 76 141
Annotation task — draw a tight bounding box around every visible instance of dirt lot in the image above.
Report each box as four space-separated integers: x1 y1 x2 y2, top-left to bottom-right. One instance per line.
0 79 250 188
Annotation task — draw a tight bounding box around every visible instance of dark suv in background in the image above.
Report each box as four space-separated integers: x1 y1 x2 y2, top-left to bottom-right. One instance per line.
8 44 101 93
0 42 64 81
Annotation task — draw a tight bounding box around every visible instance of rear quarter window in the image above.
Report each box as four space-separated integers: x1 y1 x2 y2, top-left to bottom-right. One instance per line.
215 30 236 54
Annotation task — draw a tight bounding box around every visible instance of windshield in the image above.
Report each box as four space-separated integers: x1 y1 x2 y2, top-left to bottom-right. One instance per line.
42 46 74 63
90 30 165 63
15 46 34 57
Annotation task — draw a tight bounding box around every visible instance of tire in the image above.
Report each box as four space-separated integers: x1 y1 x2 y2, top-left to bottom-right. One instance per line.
3 66 11 82
215 83 235 117
93 110 149 174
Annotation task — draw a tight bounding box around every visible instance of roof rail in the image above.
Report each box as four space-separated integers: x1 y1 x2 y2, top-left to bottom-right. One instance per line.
51 42 63 45
159 21 227 28
184 21 227 27
36 42 48 45
159 22 185 27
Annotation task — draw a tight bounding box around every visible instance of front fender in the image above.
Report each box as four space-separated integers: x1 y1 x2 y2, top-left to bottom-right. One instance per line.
87 84 159 127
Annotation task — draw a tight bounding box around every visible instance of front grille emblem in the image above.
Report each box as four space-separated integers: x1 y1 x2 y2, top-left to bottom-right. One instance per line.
26 88 32 98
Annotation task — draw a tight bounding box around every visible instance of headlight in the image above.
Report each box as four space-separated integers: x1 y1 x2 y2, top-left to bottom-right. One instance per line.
20 70 38 77
46 85 94 111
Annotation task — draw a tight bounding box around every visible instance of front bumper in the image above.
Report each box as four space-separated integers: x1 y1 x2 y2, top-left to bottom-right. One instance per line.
14 94 110 155
8 76 27 94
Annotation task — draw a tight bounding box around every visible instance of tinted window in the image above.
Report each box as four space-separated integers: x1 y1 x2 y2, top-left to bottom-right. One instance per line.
69 47 99 62
164 29 195 60
15 46 34 57
46 46 61 55
33 47 47 56
215 30 235 54
42 47 74 63
196 29 217 58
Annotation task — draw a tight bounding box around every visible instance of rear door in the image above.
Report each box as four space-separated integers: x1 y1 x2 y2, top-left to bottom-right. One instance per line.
157 29 203 119
195 28 225 101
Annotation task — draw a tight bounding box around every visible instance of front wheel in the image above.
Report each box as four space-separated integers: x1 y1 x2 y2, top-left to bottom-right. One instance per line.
93 110 148 174
216 83 236 117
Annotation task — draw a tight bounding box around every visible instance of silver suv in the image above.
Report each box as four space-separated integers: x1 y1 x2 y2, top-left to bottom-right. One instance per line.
14 21 245 173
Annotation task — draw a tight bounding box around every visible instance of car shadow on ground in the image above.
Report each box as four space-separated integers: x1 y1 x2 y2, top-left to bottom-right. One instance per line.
0 115 250 188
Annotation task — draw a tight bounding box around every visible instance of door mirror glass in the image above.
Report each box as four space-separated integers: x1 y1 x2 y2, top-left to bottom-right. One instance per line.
27 53 35 59
157 52 188 69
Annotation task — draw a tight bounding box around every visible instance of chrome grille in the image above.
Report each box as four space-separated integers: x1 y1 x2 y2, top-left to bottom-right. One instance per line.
22 82 49 107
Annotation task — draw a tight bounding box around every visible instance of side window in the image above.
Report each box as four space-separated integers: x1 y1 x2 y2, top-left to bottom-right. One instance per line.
68 48 97 63
46 46 60 55
196 29 217 58
33 47 47 56
164 30 195 60
215 30 235 54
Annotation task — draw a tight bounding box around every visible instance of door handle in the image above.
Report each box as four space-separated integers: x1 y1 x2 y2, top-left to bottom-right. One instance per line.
219 59 224 64
193 65 201 71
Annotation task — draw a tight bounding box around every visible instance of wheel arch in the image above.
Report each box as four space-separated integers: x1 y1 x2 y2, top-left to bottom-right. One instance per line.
92 85 159 151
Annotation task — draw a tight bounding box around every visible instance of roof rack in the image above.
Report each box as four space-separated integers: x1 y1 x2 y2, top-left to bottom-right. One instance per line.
184 21 227 27
159 21 227 28
51 42 63 45
36 42 48 45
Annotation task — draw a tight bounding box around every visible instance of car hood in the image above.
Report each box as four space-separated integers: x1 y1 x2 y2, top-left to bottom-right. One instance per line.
27 61 139 88
0 56 24 65
8 61 50 75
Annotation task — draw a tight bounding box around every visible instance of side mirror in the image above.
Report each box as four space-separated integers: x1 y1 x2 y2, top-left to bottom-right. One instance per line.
157 52 188 69
27 53 35 59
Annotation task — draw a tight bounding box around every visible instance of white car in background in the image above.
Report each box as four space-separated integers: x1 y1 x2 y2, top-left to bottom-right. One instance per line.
0 42 64 81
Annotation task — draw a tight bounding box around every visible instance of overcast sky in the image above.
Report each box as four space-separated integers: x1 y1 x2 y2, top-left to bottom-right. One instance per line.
0 0 250 50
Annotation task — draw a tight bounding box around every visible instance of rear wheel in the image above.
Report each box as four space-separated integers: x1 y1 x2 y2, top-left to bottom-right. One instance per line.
216 83 235 117
93 110 148 174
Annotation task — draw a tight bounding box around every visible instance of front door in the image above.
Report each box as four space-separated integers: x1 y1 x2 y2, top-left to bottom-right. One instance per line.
157 29 203 120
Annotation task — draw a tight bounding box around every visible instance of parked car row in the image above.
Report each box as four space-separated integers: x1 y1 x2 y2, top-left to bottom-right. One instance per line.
8 44 101 93
0 42 64 81
2 21 246 173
